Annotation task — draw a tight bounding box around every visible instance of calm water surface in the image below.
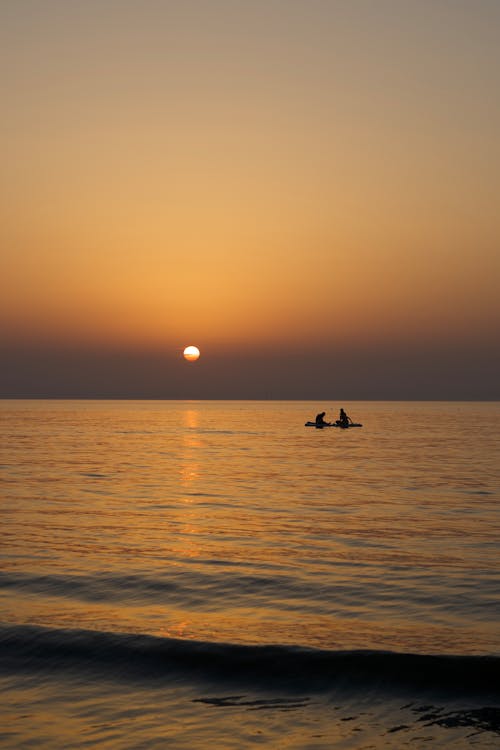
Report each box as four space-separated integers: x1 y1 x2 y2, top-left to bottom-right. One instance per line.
1 400 499 748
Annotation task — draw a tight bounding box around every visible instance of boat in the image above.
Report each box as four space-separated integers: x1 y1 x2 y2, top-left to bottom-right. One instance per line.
304 421 363 428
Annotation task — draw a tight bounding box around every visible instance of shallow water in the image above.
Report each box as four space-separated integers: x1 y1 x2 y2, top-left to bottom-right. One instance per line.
1 400 499 747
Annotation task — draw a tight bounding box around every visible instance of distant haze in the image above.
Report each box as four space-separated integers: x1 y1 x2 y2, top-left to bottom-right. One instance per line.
1 1 499 399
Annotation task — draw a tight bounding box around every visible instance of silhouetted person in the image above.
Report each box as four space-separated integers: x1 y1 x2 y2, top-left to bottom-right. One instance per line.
315 411 329 426
337 408 351 427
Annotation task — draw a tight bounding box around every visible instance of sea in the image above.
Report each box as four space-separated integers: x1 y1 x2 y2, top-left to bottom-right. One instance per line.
1 399 499 749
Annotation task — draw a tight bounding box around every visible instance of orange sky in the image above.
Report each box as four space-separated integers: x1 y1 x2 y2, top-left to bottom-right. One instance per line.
1 1 499 397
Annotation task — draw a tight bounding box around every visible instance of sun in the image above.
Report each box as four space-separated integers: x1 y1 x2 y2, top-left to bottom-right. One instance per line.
183 345 200 362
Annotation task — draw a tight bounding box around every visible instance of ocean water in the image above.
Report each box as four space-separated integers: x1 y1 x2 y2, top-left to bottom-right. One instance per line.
0 399 499 748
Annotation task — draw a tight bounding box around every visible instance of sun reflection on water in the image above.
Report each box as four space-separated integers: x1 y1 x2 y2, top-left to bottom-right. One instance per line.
180 409 202 488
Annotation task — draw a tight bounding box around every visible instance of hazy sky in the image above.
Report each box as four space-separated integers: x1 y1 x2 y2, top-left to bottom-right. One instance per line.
1 0 499 398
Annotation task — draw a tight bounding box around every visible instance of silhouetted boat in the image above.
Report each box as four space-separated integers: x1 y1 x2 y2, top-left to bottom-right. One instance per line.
305 422 363 428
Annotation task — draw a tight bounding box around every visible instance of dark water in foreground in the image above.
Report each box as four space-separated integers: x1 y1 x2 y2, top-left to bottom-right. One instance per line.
1 400 499 748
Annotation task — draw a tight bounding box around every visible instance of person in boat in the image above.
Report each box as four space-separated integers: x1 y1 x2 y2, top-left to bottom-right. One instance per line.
337 408 351 427
315 411 329 426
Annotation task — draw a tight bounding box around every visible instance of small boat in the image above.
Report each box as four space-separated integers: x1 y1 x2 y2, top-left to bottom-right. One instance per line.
304 421 363 428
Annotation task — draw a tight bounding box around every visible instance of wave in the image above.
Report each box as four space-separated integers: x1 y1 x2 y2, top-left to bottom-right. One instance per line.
2 571 498 620
0 624 498 697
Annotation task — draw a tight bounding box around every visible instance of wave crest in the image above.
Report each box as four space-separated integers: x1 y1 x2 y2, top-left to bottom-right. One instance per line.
0 625 498 696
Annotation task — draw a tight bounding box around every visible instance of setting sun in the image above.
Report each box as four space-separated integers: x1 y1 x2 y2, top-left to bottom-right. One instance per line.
183 345 200 362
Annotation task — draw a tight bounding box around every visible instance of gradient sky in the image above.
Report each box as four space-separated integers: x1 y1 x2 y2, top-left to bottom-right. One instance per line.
1 0 499 398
